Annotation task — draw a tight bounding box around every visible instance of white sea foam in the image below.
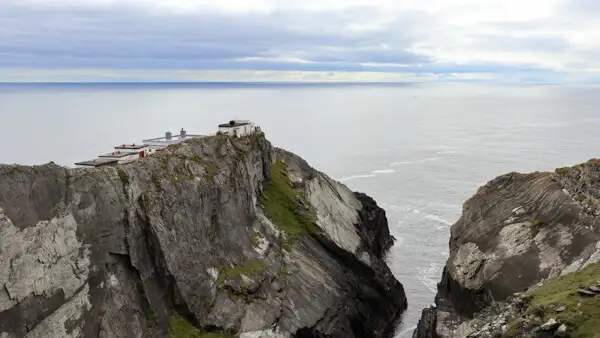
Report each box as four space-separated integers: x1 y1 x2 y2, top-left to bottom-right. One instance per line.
372 169 395 174
337 174 376 181
390 161 412 166
417 156 445 163
390 156 446 166
417 262 441 293
424 214 452 226
396 325 418 338
405 207 452 226
337 168 395 181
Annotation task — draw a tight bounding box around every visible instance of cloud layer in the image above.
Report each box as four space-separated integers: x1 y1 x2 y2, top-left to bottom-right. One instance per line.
2 0 600 82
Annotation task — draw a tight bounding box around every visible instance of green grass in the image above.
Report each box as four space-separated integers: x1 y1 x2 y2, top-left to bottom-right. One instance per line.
530 217 545 233
172 175 180 185
167 314 230 338
216 260 265 289
250 232 260 248
152 173 162 191
260 160 318 238
117 169 129 195
555 167 570 175
278 266 292 287
190 156 218 180
524 263 600 338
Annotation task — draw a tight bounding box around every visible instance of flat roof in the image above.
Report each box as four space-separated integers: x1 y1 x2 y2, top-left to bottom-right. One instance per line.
99 151 134 158
219 121 251 128
143 134 204 143
115 144 148 150
74 158 119 167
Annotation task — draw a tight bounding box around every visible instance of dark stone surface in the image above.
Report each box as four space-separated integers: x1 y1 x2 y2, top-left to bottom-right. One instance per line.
411 307 437 338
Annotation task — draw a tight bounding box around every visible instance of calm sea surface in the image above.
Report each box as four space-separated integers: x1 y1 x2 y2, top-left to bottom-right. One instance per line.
2 83 600 336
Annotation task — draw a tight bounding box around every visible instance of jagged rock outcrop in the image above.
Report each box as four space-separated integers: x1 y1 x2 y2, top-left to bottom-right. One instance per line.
413 160 600 338
0 133 406 338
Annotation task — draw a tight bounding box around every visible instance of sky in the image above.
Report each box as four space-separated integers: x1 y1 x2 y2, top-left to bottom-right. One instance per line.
1 0 600 83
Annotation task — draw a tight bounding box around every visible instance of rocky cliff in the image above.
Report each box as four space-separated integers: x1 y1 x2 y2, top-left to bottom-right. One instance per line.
0 133 406 338
413 160 600 338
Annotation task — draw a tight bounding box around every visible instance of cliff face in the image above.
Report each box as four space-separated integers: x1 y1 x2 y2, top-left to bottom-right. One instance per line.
413 161 600 338
0 133 406 338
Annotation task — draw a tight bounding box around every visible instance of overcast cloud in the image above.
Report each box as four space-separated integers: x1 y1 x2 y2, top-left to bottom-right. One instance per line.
1 0 600 82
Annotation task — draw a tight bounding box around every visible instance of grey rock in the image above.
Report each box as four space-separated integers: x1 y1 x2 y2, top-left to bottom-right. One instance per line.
588 285 600 293
0 134 406 338
413 161 600 337
540 318 559 331
555 306 565 313
555 324 567 337
578 289 597 297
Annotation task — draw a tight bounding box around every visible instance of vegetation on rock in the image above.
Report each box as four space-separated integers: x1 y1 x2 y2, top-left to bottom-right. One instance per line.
167 314 230 338
260 160 318 238
506 263 600 338
118 168 129 194
216 260 265 289
250 231 260 248
190 155 218 180
530 217 545 233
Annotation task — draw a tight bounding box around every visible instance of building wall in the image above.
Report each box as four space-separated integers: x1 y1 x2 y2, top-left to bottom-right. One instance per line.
101 153 139 164
218 123 256 137
115 146 148 154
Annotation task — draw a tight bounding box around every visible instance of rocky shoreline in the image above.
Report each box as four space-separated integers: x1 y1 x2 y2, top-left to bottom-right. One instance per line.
413 160 600 337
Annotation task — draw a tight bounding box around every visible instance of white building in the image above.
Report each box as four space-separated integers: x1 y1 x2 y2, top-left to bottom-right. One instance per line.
218 120 256 137
114 143 148 153
98 151 139 164
143 128 204 150
74 157 119 168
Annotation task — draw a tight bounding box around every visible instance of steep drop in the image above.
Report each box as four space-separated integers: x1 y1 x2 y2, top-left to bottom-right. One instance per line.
0 133 406 338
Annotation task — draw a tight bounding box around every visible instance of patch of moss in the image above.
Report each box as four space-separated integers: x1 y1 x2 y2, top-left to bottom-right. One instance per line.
167 314 230 338
279 236 295 252
555 167 570 175
216 260 265 289
530 217 545 232
250 231 260 248
190 156 218 180
118 169 129 195
152 173 162 191
575 195 586 202
140 191 150 212
146 308 158 333
278 266 292 287
525 263 600 338
260 160 318 238
172 175 180 185
167 143 182 151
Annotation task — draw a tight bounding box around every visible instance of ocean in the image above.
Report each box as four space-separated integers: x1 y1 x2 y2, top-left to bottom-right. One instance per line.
2 82 600 336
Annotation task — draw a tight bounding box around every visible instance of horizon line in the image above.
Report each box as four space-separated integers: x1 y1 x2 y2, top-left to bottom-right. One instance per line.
0 80 583 86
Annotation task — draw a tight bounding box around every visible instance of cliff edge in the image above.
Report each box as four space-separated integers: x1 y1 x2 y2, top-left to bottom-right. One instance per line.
0 133 406 338
413 160 600 338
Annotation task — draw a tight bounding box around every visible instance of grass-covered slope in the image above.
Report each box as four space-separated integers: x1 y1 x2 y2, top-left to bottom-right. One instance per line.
506 263 600 338
527 263 600 337
259 160 319 238
167 315 231 338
